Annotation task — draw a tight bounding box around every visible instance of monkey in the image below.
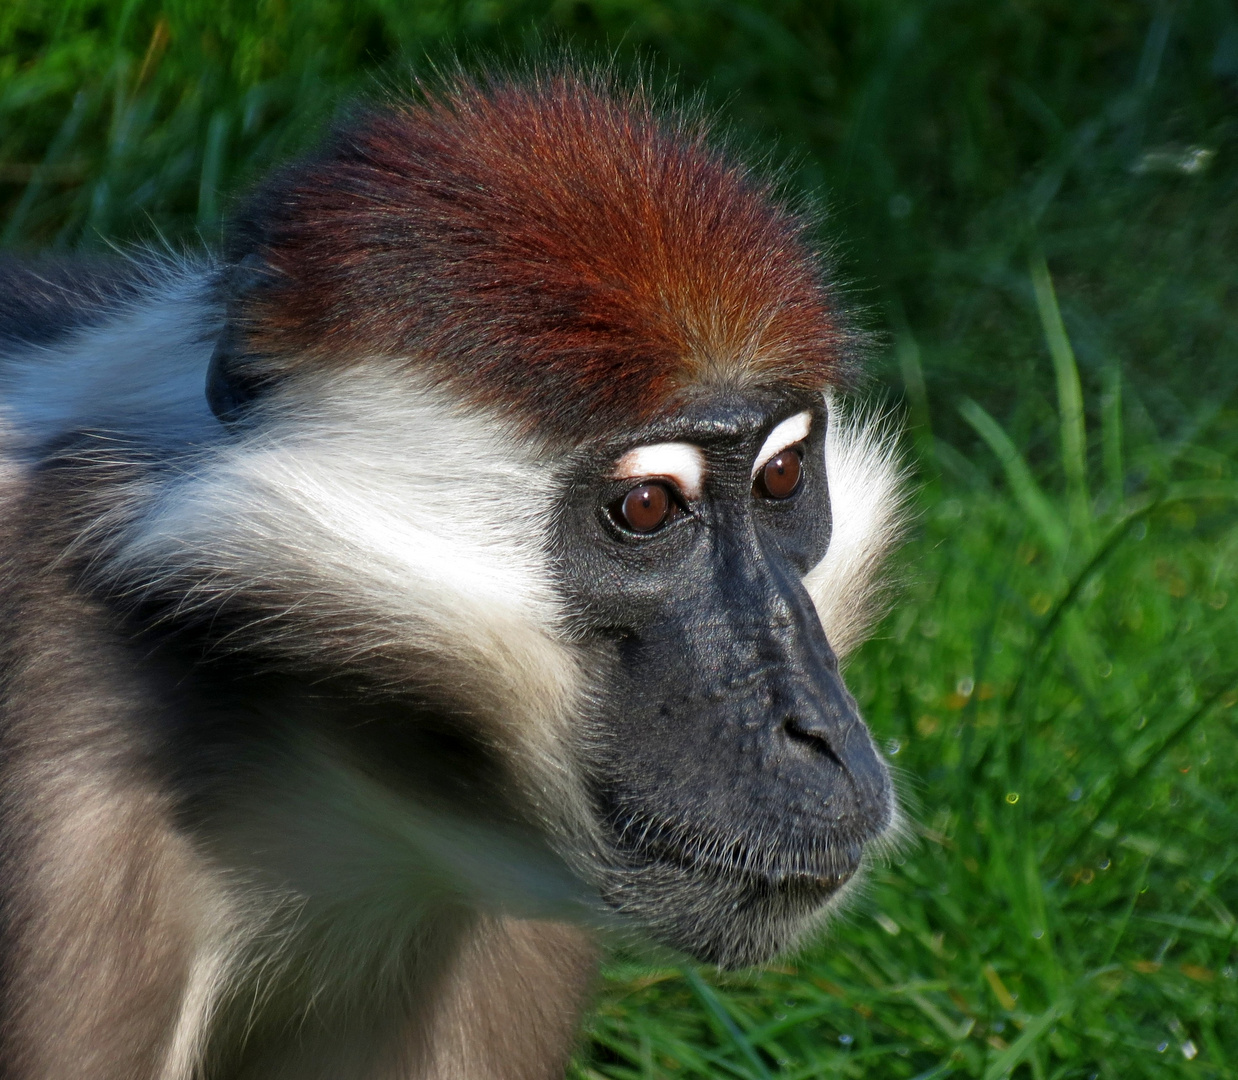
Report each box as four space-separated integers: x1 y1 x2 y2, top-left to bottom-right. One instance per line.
0 68 906 1080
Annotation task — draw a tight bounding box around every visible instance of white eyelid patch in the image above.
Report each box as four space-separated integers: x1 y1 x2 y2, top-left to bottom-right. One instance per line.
752 411 812 478
611 442 706 500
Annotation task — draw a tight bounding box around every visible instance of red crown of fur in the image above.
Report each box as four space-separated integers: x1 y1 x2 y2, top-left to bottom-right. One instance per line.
229 69 859 440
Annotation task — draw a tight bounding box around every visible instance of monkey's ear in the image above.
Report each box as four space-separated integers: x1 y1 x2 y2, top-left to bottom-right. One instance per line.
206 253 279 423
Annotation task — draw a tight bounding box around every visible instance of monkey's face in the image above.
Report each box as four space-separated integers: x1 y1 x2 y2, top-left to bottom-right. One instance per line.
555 389 894 968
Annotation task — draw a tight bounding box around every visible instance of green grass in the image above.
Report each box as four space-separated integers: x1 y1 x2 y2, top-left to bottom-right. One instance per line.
3 2 1238 1077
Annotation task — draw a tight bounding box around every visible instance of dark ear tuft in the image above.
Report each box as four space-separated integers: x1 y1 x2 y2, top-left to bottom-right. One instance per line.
206 254 278 423
205 334 271 423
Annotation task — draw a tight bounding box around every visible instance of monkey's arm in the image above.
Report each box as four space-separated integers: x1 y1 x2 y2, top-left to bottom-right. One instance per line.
0 480 215 1079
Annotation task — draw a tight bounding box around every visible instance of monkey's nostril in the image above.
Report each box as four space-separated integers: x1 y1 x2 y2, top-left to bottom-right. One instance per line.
782 716 845 768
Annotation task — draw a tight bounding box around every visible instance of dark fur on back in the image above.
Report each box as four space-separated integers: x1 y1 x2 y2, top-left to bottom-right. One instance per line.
0 256 152 347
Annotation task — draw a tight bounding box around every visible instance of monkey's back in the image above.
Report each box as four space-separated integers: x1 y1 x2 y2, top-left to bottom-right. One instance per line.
0 255 155 347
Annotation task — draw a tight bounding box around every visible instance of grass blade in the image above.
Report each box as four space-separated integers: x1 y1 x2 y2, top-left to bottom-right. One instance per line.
683 970 772 1080
1056 674 1238 869
959 397 1066 554
896 331 931 434
198 109 231 233
982 996 1070 1080
1 89 92 246
896 331 940 487
1030 252 1091 541
1006 479 1238 713
1101 362 1124 505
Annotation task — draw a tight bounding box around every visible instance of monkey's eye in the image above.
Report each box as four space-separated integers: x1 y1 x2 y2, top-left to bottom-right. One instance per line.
612 482 679 534
754 445 804 500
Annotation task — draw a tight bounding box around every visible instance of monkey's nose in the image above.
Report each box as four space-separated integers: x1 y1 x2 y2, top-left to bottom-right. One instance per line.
777 681 890 810
776 667 860 760
782 714 846 768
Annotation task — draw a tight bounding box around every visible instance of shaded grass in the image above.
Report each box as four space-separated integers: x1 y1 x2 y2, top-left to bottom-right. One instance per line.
3 2 1238 1077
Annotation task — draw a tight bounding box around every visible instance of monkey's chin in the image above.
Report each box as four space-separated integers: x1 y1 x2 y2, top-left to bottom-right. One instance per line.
598 856 859 970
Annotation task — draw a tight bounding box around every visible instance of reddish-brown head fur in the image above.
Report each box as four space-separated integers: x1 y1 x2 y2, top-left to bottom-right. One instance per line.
228 68 859 440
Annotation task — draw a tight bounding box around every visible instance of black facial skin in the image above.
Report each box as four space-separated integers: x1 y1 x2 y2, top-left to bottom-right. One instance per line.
555 387 893 968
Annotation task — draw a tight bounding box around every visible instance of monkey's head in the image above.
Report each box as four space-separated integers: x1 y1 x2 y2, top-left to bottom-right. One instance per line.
137 70 905 971
555 386 898 967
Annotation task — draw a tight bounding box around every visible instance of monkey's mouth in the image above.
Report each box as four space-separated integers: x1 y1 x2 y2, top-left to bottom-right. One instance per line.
593 812 866 967
602 806 867 886
638 833 860 890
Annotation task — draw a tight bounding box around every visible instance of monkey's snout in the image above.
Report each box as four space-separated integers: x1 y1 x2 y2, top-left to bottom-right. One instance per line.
773 681 893 834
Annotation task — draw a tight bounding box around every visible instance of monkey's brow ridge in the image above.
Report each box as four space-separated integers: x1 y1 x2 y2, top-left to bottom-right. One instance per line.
752 411 812 476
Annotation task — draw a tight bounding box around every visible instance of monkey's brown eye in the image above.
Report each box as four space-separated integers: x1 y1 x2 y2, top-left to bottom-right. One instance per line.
614 482 675 533
754 447 803 500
